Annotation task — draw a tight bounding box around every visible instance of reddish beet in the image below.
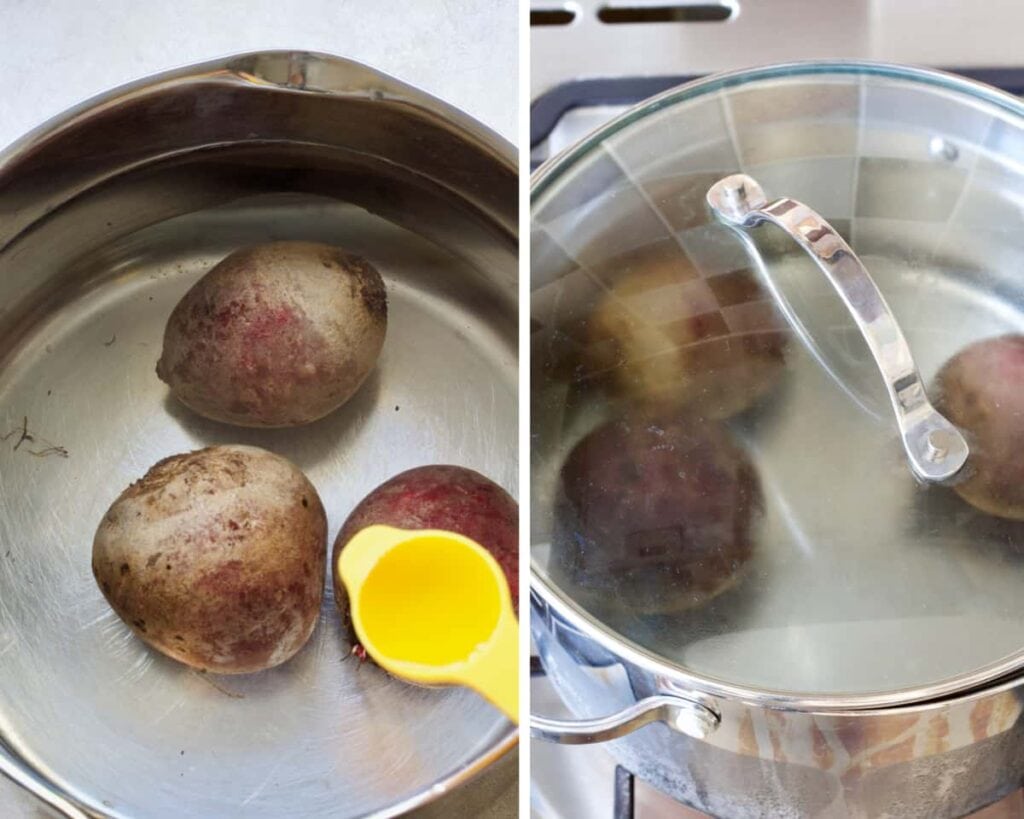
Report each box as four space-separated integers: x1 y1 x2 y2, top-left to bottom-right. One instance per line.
157 241 387 428
552 414 761 615
333 466 519 627
935 334 1024 520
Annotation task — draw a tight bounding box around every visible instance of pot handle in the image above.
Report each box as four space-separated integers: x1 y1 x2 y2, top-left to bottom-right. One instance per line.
531 694 719 745
706 173 968 485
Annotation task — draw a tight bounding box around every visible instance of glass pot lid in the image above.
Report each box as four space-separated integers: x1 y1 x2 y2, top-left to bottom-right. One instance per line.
531 62 1024 706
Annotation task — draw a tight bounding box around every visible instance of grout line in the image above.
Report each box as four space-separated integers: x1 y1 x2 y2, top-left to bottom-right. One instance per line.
602 137 704 271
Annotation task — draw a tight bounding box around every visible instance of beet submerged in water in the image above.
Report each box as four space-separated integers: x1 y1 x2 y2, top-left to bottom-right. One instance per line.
552 414 761 616
585 252 789 420
936 334 1024 520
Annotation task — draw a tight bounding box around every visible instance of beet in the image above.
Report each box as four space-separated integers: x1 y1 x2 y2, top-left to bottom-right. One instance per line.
93 445 327 673
585 250 788 419
157 241 387 428
551 414 761 615
935 334 1024 520
333 466 519 625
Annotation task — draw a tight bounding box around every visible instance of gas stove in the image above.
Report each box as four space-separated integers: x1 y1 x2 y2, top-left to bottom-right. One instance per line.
530 0 1024 169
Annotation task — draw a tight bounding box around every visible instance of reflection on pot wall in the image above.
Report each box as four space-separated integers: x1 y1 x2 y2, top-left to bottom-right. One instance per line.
536 593 1024 818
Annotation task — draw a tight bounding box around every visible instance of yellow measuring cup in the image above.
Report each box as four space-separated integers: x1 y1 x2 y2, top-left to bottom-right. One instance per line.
337 525 519 722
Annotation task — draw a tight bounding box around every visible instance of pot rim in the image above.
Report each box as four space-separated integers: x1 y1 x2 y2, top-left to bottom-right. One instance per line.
0 50 518 819
0 48 516 178
533 570 1024 715
530 58 1024 714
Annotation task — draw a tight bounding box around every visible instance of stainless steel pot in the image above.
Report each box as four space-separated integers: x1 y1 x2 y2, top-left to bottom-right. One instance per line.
0 51 517 817
530 62 1024 817
532 586 1024 819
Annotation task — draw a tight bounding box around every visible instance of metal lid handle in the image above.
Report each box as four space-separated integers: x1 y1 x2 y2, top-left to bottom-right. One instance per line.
707 173 968 485
531 694 719 745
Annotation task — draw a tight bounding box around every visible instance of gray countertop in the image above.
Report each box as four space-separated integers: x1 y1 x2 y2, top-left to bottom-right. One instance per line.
0 1 517 816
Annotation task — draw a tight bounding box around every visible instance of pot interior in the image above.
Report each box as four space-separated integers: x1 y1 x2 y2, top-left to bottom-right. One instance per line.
0 65 517 818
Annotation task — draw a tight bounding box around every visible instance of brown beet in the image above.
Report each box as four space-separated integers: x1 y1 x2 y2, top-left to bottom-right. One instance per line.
92 445 327 673
935 334 1024 520
585 250 788 419
333 466 518 618
157 241 387 428
552 414 761 615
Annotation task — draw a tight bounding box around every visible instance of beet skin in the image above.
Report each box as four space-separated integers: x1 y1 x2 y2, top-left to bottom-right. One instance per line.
333 466 519 620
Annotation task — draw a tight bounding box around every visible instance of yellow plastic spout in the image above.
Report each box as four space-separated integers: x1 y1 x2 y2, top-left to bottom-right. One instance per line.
337 525 519 723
